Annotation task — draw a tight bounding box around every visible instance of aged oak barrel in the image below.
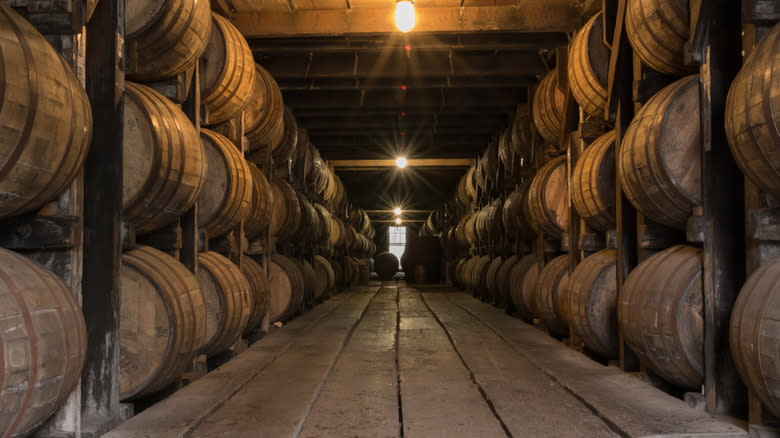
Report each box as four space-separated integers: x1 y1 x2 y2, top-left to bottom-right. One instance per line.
296 192 319 243
526 156 569 239
567 249 618 359
269 175 302 242
123 81 206 234
0 249 87 438
569 12 611 117
617 76 701 230
313 203 332 246
502 181 536 240
198 129 253 239
511 109 537 163
330 216 347 249
470 255 492 299
244 162 274 240
197 252 252 357
125 0 211 81
200 13 256 125
476 199 503 245
0 3 92 219
268 108 298 167
726 24 780 199
533 69 565 144
244 64 285 155
536 254 570 337
494 255 520 309
242 256 270 334
86 0 98 20
619 245 703 389
729 256 780 418
508 254 539 322
299 259 317 304
572 130 616 232
268 255 305 321
626 0 693 76
313 255 335 299
485 256 504 303
120 246 206 400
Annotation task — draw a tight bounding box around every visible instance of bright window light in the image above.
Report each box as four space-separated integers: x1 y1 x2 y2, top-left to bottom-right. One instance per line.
394 207 402 216
395 0 415 33
396 157 408 169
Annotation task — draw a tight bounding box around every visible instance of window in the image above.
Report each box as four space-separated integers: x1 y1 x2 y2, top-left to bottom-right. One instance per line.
388 226 406 269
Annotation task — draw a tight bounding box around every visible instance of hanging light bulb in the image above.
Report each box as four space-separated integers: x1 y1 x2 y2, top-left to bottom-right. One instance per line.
395 157 408 169
395 0 415 33
395 217 403 225
394 207 402 216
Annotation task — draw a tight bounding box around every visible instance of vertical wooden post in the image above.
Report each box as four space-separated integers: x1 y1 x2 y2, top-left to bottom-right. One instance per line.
81 0 123 432
181 65 200 275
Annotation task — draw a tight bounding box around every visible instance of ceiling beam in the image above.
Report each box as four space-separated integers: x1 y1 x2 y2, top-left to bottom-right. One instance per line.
232 3 581 37
277 76 537 90
282 87 526 109
373 219 426 223
330 158 474 168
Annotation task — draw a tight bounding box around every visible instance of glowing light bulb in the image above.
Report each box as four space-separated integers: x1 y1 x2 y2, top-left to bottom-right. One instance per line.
396 157 408 169
395 217 403 225
395 0 415 33
394 207 402 216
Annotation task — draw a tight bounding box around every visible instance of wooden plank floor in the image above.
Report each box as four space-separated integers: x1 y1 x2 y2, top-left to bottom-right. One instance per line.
107 285 747 438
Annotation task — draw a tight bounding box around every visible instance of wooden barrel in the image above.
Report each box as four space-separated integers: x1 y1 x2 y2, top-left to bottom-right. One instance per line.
508 254 539 321
485 256 504 303
453 257 468 288
198 129 253 238
525 156 569 239
244 163 274 240
572 130 616 232
726 24 780 198
533 69 565 144
197 252 252 357
313 203 332 246
475 200 503 245
359 262 372 285
123 81 206 234
242 257 270 334
313 255 335 299
200 13 256 125
269 175 302 241
494 255 519 309
330 216 346 249
619 245 703 388
626 0 693 76
470 255 492 299
511 109 537 163
498 128 515 173
730 256 780 418
300 259 317 304
125 0 211 81
308 147 330 196
244 64 285 154
297 193 319 242
454 213 474 249
0 4 93 219
536 254 570 337
87 0 98 20
465 213 479 248
568 249 618 359
120 246 205 400
618 75 700 230
502 181 536 240
0 249 87 437
268 255 305 321
345 257 361 285
569 12 610 117
269 108 298 167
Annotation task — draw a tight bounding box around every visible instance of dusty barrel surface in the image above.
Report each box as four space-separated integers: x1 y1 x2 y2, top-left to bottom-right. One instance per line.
569 11 611 117
125 0 211 80
726 24 780 198
268 255 305 321
313 255 335 299
197 252 252 357
533 68 565 144
536 254 570 337
198 129 253 239
617 76 701 230
269 175 302 241
199 13 256 125
568 249 618 359
730 257 780 418
526 156 569 239
375 252 400 280
120 246 206 400
242 256 270 334
619 245 703 389
123 81 206 234
626 0 693 76
244 162 274 240
485 256 504 302
572 131 616 232
244 64 286 154
0 3 93 219
0 249 87 438
502 181 535 240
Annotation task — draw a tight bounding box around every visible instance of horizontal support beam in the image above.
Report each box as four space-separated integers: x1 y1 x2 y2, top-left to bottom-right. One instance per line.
283 87 527 109
233 4 581 37
297 115 505 129
373 219 426 223
330 158 474 168
365 209 432 214
277 76 538 90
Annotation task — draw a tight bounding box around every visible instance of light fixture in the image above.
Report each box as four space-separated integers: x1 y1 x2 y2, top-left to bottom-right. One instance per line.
395 217 403 225
395 157 408 169
394 207 402 216
395 0 415 33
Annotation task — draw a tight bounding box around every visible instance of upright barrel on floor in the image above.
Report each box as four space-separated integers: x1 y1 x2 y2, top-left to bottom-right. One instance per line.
0 3 93 219
120 246 206 400
197 252 252 357
123 81 206 234
619 245 703 389
0 249 87 438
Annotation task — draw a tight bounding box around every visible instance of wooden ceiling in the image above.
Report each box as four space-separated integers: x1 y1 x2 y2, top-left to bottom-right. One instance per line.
214 0 594 211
